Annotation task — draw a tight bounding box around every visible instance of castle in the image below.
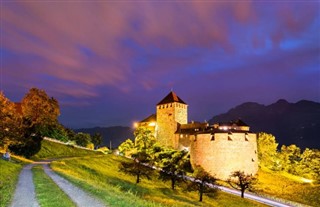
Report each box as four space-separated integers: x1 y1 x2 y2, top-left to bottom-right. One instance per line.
138 91 258 180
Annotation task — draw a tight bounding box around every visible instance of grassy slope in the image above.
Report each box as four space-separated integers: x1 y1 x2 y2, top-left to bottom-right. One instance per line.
51 155 267 207
32 165 76 207
0 152 32 207
0 139 100 207
254 169 320 206
32 139 102 160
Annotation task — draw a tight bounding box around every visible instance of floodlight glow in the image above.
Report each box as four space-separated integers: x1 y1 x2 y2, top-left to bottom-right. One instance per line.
301 178 313 183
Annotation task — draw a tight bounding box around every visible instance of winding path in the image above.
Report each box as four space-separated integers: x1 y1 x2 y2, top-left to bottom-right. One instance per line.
10 162 106 207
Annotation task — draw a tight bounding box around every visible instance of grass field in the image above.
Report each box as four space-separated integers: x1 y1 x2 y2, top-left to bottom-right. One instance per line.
0 152 32 207
32 165 76 207
32 139 102 160
254 169 320 207
51 154 267 207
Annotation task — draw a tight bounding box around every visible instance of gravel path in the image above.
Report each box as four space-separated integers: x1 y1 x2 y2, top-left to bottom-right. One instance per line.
10 162 106 207
42 164 106 207
10 164 40 207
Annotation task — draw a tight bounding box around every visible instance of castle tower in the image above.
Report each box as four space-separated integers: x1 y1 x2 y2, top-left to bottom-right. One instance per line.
156 91 188 148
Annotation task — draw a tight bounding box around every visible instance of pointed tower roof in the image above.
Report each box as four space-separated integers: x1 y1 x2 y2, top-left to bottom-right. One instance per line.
157 91 186 105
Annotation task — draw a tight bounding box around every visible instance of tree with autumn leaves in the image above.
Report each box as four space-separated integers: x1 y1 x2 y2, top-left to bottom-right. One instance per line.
1 88 61 157
0 92 24 147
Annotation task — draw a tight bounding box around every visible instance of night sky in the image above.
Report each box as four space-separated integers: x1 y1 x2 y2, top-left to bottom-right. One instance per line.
1 2 319 129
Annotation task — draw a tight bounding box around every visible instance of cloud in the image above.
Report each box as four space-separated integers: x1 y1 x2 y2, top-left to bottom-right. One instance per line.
1 1 319 127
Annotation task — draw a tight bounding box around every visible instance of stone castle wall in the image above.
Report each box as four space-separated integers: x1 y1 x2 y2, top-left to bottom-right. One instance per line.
156 103 187 147
187 132 258 180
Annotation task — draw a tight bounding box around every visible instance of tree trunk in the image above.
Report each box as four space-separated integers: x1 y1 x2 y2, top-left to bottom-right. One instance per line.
136 173 140 184
199 184 203 202
171 178 175 190
241 189 244 198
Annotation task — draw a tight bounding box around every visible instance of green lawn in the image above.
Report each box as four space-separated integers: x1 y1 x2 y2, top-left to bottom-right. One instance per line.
32 139 102 160
51 155 267 207
0 152 32 207
32 165 76 207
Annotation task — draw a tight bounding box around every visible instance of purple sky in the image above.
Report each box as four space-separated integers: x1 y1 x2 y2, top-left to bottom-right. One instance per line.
1 1 320 129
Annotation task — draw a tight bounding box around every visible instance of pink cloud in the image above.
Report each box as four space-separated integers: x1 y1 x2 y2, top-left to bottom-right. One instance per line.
2 1 318 97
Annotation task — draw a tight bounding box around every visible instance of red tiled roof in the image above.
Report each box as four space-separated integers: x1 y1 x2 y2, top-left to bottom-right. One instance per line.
157 91 186 105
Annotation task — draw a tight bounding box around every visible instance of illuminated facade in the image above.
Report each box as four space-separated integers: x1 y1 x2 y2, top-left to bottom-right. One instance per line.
137 91 258 179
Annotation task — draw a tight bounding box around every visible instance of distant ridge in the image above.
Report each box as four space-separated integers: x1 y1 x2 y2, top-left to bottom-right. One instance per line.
209 99 320 149
75 126 134 149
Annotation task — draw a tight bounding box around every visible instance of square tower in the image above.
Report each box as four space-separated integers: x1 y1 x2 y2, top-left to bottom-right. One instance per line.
156 91 188 148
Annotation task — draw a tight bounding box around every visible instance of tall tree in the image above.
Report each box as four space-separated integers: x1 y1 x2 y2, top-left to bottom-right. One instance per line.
21 88 60 130
297 148 320 181
279 144 301 174
228 171 256 198
0 92 23 147
119 151 153 184
91 132 102 149
257 132 279 170
157 149 192 190
187 166 217 202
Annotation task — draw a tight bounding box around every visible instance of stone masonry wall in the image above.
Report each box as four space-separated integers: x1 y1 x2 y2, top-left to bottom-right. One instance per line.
156 103 187 148
189 132 258 180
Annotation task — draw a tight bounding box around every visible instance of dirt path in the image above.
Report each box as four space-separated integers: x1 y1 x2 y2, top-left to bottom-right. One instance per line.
10 162 106 207
10 164 40 207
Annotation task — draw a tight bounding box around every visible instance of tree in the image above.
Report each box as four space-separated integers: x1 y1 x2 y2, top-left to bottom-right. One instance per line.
91 132 102 149
134 127 156 150
118 139 134 156
0 92 24 147
279 144 301 174
119 151 153 184
8 127 43 158
73 132 92 147
297 148 320 181
187 166 217 202
257 132 280 170
21 88 60 131
157 149 192 190
228 171 256 198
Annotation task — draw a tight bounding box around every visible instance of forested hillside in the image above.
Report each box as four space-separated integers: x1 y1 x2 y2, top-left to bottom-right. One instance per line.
209 99 320 149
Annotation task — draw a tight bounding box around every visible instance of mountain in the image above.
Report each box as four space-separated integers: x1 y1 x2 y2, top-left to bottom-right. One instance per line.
209 99 320 149
75 126 134 149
